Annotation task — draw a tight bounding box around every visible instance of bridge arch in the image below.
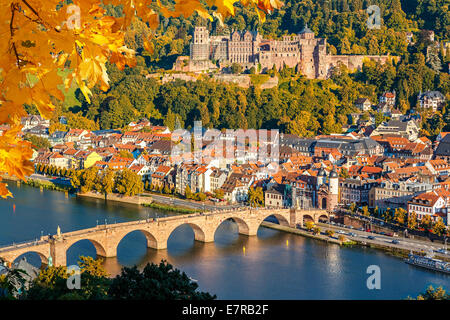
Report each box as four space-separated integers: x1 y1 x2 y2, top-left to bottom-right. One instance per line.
65 238 107 261
303 214 315 224
213 216 252 239
318 214 329 222
259 212 290 228
116 229 160 251
9 251 49 267
167 222 209 243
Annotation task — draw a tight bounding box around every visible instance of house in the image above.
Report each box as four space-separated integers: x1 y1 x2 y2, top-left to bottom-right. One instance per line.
436 132 450 143
379 92 396 107
434 134 450 162
425 160 450 176
77 132 96 150
74 150 102 169
369 180 434 211
48 131 67 146
264 183 291 208
417 91 446 112
65 129 90 143
24 125 49 138
127 118 151 131
21 115 50 130
128 164 151 180
390 109 402 119
220 172 254 203
355 98 372 112
49 153 70 169
408 189 450 225
190 166 213 193
175 163 196 195
339 177 378 206
148 140 173 156
150 165 174 189
370 119 420 141
33 152 52 166
209 167 228 192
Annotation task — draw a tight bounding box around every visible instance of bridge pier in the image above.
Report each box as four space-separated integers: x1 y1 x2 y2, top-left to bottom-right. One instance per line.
148 239 167 250
238 223 259 237
51 241 66 267
195 231 215 243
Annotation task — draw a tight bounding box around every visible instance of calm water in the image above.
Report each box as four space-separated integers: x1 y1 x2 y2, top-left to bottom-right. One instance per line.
0 184 449 299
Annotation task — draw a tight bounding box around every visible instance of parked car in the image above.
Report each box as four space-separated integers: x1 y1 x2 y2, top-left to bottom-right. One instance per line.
391 240 400 244
367 236 375 240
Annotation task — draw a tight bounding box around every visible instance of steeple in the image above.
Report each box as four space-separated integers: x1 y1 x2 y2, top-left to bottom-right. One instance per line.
298 23 315 39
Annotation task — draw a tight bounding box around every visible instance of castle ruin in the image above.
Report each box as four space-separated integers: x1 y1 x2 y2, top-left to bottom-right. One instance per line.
176 25 397 79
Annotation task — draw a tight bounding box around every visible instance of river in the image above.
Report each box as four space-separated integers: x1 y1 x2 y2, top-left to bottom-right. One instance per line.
0 184 449 299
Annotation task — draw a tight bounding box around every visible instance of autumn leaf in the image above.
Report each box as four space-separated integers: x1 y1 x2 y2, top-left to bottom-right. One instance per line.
0 0 282 198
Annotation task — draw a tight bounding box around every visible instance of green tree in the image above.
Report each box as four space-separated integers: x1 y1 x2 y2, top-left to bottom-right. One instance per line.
393 208 407 225
305 221 315 231
248 187 264 207
213 189 224 200
382 208 392 222
362 206 370 217
108 260 216 300
408 211 418 230
230 63 243 74
420 215 432 230
97 168 116 197
185 185 192 199
25 256 110 300
432 218 446 236
23 134 51 150
410 286 449 300
349 203 356 214
115 169 144 197
78 167 99 193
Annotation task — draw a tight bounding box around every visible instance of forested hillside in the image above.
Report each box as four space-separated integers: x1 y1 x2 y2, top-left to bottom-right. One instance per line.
43 0 449 137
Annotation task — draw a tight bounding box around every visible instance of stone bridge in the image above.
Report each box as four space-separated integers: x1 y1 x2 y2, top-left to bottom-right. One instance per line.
0 208 328 267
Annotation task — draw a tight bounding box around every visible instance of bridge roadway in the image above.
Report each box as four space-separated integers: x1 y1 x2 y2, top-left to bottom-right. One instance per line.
0 207 328 267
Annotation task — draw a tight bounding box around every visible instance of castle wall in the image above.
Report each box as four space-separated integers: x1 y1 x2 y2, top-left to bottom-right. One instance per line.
326 55 399 77
187 27 399 80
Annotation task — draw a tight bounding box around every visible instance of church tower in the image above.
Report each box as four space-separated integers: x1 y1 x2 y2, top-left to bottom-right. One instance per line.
328 166 339 211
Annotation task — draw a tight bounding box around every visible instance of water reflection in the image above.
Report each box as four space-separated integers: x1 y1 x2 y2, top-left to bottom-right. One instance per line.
2 184 450 299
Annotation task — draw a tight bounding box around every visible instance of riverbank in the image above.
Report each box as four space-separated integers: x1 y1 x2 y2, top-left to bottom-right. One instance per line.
261 221 450 263
142 202 200 214
76 192 153 206
260 222 343 245
2 174 70 193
